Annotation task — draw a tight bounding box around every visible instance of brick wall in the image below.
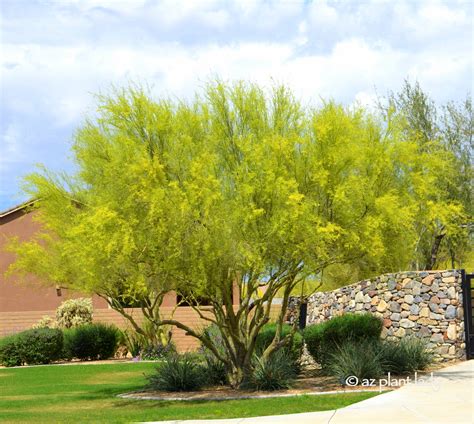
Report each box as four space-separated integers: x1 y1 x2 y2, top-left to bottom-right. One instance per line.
0 305 281 352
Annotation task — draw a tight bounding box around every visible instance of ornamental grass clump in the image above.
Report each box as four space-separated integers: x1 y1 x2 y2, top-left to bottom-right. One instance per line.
327 336 434 384
201 353 228 386
327 340 384 382
243 350 298 391
147 354 205 392
380 337 433 374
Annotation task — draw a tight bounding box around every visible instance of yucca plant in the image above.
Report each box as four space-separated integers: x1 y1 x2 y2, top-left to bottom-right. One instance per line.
147 354 205 392
243 350 297 391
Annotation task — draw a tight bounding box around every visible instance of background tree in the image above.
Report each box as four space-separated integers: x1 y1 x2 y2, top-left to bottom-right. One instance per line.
381 80 473 270
440 97 474 268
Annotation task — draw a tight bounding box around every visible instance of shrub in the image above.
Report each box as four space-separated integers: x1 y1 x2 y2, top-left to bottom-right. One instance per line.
56 298 93 329
301 324 325 364
147 354 205 392
254 323 303 372
327 340 384 382
244 350 297 391
32 315 56 329
0 328 63 366
63 323 119 360
380 337 433 374
16 328 64 365
303 313 383 365
0 335 22 367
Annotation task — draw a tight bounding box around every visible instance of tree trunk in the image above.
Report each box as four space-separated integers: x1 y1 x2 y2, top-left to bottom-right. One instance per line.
425 232 445 270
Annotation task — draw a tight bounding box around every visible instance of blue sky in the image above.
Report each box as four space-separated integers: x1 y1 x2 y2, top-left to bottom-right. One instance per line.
0 0 472 211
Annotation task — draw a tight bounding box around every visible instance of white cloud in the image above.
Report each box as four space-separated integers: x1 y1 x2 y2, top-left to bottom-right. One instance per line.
0 0 472 209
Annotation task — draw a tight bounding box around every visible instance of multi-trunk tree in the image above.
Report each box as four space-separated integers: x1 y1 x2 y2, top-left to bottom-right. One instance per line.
7 81 470 386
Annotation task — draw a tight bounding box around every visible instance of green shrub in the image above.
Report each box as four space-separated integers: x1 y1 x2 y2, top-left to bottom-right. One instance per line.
303 313 383 365
327 340 384 382
56 298 93 329
0 335 22 367
63 323 119 360
380 337 433 374
147 354 205 392
244 350 297 391
255 323 303 372
0 328 63 366
16 328 64 365
301 323 325 364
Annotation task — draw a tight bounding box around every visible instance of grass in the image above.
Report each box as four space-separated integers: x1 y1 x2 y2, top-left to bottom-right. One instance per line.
0 362 380 423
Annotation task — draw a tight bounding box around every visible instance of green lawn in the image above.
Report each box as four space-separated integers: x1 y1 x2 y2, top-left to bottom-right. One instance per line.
0 362 379 423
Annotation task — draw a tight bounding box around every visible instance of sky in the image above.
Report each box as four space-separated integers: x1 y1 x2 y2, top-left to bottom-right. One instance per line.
0 0 472 211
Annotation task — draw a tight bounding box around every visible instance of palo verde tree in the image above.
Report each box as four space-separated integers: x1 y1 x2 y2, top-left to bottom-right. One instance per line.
9 81 431 386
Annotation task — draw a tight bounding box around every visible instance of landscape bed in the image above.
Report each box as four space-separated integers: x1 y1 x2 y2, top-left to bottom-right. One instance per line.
119 373 386 401
0 362 380 423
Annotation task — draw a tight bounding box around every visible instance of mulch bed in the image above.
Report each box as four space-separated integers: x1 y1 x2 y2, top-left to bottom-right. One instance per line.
118 360 461 401
118 371 386 401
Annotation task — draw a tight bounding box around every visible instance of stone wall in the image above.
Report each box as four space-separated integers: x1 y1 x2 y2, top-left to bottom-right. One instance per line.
290 270 465 361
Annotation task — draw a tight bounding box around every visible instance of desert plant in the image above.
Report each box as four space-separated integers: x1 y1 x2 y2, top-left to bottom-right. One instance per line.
32 315 56 329
0 335 22 367
120 330 143 358
327 340 384 382
380 337 433 374
303 313 383 366
198 325 228 385
16 328 64 365
63 323 119 360
9 82 440 388
141 342 176 360
200 351 228 386
0 328 63 366
243 350 297 391
146 354 205 392
302 323 325 364
255 323 303 372
56 298 93 329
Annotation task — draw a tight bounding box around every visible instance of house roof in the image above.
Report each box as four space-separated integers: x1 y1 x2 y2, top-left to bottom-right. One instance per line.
0 199 38 220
